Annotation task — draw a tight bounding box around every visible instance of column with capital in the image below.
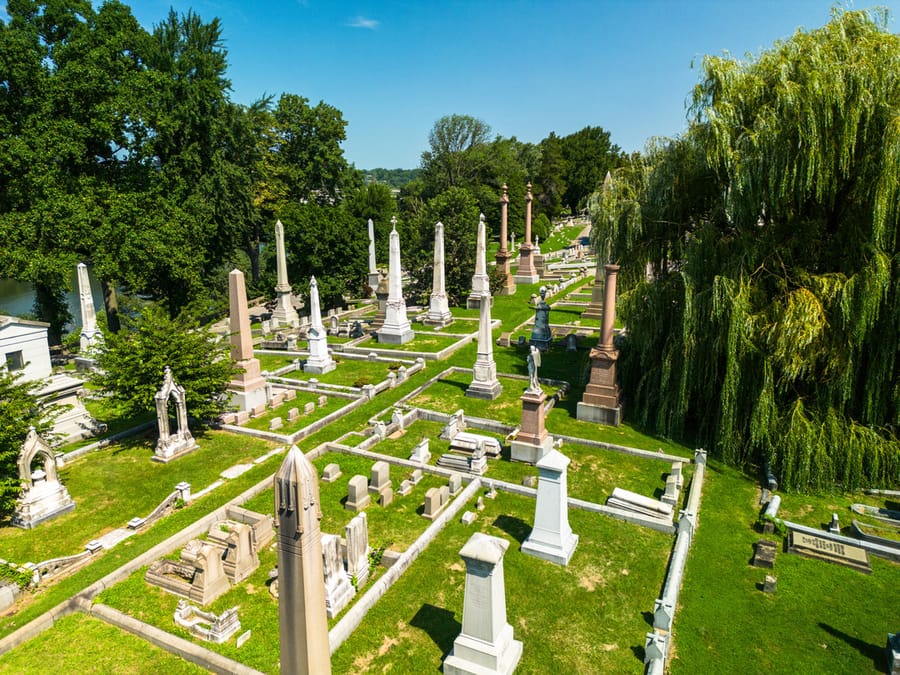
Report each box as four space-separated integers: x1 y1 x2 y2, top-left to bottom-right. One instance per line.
514 183 540 283
495 184 516 295
577 264 623 426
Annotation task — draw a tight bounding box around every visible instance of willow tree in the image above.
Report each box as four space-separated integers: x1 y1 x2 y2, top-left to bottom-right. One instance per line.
592 8 900 491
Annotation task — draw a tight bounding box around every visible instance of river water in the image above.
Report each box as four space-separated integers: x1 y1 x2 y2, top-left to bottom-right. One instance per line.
0 267 106 331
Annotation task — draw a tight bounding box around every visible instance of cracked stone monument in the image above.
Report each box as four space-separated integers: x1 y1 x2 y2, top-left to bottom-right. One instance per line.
227 269 268 412
466 290 502 400
275 445 332 675
76 263 102 367
376 218 414 344
514 183 540 284
495 184 516 295
467 213 492 309
153 366 199 463
423 221 453 328
303 276 336 374
11 427 76 529
367 218 380 294
510 346 554 463
443 532 522 675
322 533 355 619
521 449 579 565
577 264 623 426
345 511 371 587
270 219 300 328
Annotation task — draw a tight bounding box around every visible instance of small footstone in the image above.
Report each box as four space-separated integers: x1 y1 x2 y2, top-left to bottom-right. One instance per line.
763 575 777 593
522 475 537 488
461 511 477 525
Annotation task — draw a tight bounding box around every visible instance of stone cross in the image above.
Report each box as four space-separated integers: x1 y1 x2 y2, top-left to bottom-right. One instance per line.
274 445 331 675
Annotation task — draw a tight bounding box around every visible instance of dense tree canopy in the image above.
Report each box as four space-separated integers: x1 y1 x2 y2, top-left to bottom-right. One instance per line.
593 8 900 491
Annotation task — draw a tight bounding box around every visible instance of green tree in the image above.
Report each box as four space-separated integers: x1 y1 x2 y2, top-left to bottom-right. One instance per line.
93 305 236 423
562 126 622 213
595 8 900 491
420 114 492 195
534 131 567 219
346 182 397 265
0 370 53 515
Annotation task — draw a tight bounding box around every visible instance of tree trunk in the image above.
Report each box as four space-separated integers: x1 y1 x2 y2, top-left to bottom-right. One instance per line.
102 278 120 333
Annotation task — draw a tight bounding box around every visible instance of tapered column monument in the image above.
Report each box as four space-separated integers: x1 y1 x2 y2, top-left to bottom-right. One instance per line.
423 221 453 328
443 533 522 675
466 213 492 309
466 290 502 400
303 276 336 374
582 172 613 320
76 263 102 354
521 449 579 565
376 218 414 344
275 446 332 675
227 269 268 412
495 184 516 295
271 220 300 328
514 183 540 283
577 264 623 425
367 218 380 294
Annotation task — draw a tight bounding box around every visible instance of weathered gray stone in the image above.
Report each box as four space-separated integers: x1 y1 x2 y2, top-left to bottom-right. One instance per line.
345 475 371 512
322 463 341 483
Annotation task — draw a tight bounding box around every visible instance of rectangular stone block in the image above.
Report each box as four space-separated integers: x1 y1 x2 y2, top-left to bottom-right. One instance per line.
235 411 250 425
304 402 315 415
251 403 267 418
318 395 328 408
284 389 297 401
288 408 299 422
269 417 283 431
322 463 341 483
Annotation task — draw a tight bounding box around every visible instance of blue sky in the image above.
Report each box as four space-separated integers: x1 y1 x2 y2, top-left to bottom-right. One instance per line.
125 1 899 169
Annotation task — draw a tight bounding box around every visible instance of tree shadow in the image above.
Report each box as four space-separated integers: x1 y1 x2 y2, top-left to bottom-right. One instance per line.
440 378 469 394
410 603 460 662
641 610 654 627
630 644 645 663
818 623 887 672
491 514 530 544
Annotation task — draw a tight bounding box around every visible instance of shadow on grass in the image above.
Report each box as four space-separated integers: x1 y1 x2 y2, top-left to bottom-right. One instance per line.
818 623 887 672
630 645 645 663
491 514 530 544
410 603 460 662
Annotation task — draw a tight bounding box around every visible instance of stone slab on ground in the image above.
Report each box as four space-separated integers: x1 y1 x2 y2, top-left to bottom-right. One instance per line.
220 463 254 480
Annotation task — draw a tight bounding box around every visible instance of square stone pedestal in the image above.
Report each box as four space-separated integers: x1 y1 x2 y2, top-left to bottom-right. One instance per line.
377 326 415 344
510 389 554 464
576 346 622 426
229 358 268 412
521 449 579 566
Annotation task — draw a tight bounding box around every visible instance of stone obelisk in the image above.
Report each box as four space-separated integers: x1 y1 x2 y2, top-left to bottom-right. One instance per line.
376 217 414 344
583 172 612 320
443 533 522 675
76 263 102 354
367 218 380 294
466 213 491 309
275 445 332 675
514 183 540 283
577 264 623 425
466 290 502 400
303 276 336 374
271 220 300 328
495 184 516 295
227 269 268 412
423 221 453 328
522 449 579 565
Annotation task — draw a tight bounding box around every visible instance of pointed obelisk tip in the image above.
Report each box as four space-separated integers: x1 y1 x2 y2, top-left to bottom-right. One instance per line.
479 213 485 222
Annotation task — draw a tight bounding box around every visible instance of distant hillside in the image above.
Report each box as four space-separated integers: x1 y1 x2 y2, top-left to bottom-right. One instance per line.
363 167 421 188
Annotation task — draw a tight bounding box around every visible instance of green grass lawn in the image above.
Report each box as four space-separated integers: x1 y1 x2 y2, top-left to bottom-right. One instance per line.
242 392 348 434
276 358 408 388
0 431 277 565
542 223 588 252
0 612 207 674
367 333 466 352
57 396 155 453
255 353 297 372
670 460 900 674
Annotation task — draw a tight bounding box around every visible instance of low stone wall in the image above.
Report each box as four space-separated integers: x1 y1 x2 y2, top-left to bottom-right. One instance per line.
554 434 688 465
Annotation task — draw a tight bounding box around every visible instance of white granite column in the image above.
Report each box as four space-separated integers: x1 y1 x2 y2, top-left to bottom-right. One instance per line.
77 263 101 354
304 276 335 374
367 218 380 293
466 290 502 400
271 220 300 328
424 221 452 327
443 533 522 675
522 449 579 565
467 213 490 308
376 218 414 344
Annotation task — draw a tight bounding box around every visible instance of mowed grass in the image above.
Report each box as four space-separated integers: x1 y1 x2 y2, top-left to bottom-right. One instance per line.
332 489 672 673
0 612 206 674
0 430 277 564
275 357 409 388
369 333 467 352
670 460 900 674
242 392 350 434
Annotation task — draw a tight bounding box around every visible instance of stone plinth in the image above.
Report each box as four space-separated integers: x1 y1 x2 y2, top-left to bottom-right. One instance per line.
443 533 522 675
510 389 554 464
514 244 540 284
228 269 267 412
521 449 578 566
576 345 622 426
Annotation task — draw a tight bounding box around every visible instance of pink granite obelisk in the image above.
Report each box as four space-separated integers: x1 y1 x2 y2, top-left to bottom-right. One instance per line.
577 264 623 425
227 269 267 412
495 184 516 295
275 446 332 675
514 183 540 283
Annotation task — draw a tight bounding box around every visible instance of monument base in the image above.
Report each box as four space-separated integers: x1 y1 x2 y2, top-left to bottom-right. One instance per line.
513 273 540 284
444 627 523 675
377 327 415 344
11 489 76 530
576 401 622 426
74 356 97 373
466 294 493 310
229 384 268 413
303 359 336 375
510 435 554 464
152 440 200 464
581 306 604 320
466 379 503 400
529 337 552 351
522 531 579 566
497 278 516 295
422 312 453 329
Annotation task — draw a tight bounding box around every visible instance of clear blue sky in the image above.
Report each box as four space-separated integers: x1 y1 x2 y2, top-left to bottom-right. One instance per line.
125 1 898 169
